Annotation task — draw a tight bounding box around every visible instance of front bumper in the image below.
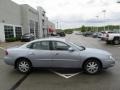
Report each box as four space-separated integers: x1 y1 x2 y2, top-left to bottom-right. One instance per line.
101 37 108 41
103 59 115 69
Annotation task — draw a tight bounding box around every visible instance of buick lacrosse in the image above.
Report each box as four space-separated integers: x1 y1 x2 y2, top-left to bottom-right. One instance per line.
4 38 115 74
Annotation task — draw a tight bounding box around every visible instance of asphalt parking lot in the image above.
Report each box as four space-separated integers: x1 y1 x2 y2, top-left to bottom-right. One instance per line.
0 34 120 90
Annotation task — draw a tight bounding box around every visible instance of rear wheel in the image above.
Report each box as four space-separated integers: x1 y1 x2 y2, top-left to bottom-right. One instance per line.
112 38 120 45
16 59 32 73
83 59 102 74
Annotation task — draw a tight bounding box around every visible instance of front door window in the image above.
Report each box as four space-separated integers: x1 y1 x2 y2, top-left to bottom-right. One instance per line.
53 41 70 51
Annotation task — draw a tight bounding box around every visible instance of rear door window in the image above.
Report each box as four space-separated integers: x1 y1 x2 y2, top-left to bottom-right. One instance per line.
27 41 50 50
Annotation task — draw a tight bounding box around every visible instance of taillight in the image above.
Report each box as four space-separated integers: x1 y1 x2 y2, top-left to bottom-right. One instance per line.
5 50 8 56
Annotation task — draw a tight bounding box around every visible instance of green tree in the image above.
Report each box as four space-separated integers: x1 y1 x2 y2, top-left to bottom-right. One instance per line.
64 29 73 34
81 25 86 32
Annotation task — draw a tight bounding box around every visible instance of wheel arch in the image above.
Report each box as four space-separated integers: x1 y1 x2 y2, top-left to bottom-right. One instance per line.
15 57 32 69
82 57 103 69
113 36 120 40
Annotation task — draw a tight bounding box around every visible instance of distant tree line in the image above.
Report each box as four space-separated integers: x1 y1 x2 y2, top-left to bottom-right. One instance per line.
64 25 120 33
63 29 73 34
56 29 73 34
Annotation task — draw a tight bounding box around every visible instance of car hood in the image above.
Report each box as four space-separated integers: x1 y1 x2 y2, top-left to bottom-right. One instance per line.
84 48 111 56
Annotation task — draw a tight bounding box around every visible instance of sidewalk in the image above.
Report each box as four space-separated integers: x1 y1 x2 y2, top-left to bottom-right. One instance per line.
0 41 25 48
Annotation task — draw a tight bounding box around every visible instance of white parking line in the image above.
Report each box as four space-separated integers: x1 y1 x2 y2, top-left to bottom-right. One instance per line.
50 70 81 79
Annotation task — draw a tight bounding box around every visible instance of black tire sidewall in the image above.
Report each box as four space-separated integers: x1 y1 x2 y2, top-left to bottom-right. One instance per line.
113 39 119 45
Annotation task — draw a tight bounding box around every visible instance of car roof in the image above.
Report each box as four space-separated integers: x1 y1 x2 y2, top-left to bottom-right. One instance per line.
20 37 67 48
31 37 66 42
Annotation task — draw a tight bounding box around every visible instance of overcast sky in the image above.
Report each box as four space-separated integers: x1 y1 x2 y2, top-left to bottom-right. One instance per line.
12 0 120 29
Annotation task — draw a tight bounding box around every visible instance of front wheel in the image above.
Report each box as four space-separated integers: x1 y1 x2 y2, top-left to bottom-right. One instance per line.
16 59 32 73
83 59 102 74
112 38 120 45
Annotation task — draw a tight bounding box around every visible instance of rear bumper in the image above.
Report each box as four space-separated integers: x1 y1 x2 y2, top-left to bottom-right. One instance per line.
4 56 15 66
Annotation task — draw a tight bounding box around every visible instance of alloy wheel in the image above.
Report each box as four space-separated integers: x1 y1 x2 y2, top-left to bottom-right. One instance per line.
86 61 98 74
84 60 101 74
114 39 119 45
17 60 31 73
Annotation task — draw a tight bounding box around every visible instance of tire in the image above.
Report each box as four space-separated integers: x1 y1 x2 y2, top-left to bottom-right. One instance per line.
112 38 120 45
83 59 102 74
16 59 32 73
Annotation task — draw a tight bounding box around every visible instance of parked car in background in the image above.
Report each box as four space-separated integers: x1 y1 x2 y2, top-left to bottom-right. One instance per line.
92 32 99 38
92 32 103 38
51 33 58 36
50 32 66 37
97 32 102 38
57 32 66 37
21 33 35 42
105 33 120 45
83 32 93 37
4 38 115 74
100 31 115 40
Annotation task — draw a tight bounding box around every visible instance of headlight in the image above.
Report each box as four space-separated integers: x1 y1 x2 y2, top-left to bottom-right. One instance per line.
105 55 114 61
109 56 114 60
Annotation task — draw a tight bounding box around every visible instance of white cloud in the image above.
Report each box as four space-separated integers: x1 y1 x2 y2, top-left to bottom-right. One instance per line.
12 0 120 29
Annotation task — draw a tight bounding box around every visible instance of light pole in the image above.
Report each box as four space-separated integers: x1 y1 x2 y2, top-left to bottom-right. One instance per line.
96 16 99 32
117 1 120 32
102 10 106 31
60 22 62 30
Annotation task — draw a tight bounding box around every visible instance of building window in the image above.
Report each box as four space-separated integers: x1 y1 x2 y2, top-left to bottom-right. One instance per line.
35 22 39 38
15 27 22 39
42 11 45 17
30 20 34 34
43 28 46 37
4 26 14 39
42 19 45 26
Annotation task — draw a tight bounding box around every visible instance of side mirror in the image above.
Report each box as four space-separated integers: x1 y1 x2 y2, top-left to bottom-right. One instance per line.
68 47 74 52
80 46 86 51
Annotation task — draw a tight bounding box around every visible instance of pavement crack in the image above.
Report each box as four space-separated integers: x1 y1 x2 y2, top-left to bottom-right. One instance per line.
9 73 30 90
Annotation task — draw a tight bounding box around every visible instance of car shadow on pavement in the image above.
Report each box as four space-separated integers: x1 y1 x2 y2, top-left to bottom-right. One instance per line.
29 68 114 77
31 68 82 74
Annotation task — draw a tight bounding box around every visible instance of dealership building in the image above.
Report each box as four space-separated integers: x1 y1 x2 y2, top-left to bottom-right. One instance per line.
0 0 55 42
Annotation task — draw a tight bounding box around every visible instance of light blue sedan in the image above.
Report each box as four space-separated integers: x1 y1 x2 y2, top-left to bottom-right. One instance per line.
4 38 115 74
